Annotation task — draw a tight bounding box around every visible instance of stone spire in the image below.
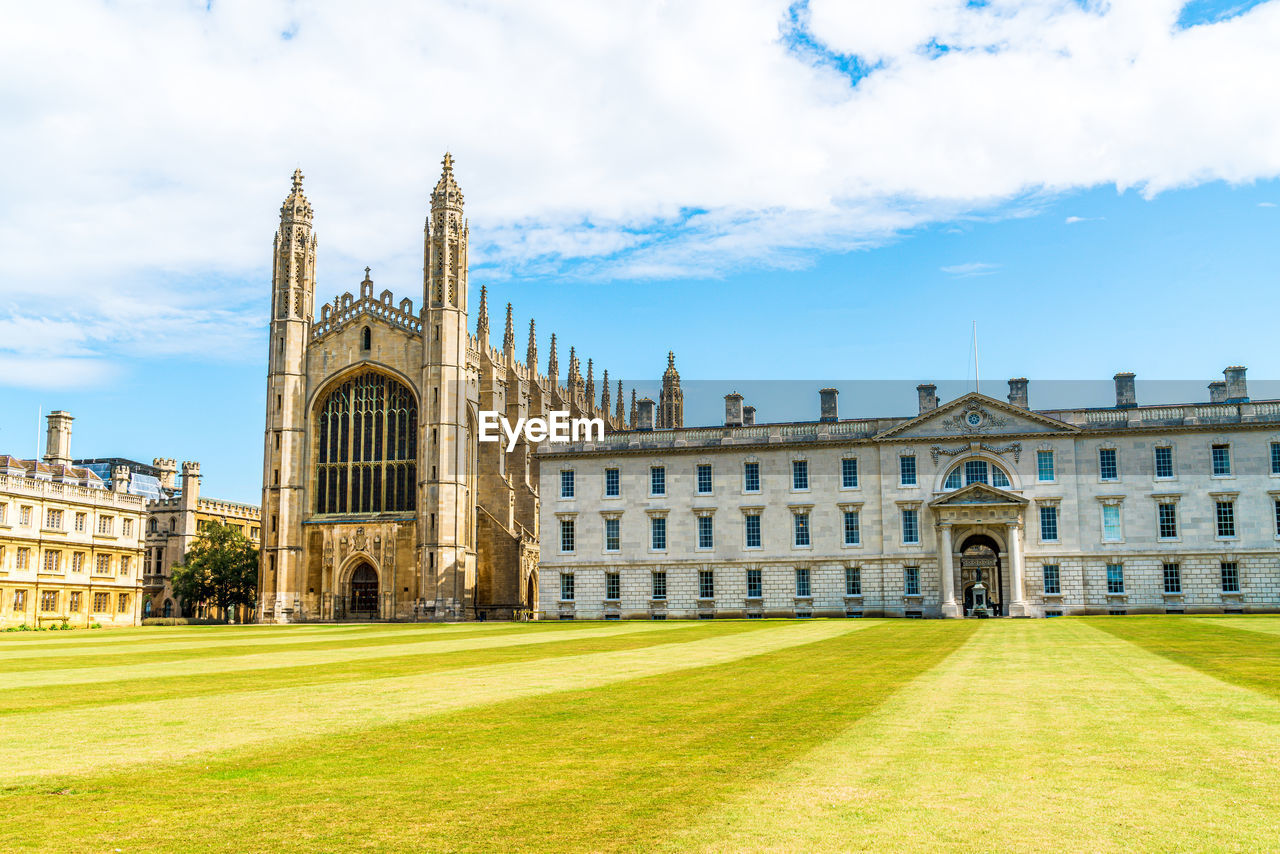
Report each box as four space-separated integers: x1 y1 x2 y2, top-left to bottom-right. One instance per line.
526 319 537 369
658 350 684 428
616 379 625 424
601 369 611 414
630 389 638 428
281 168 313 224
568 346 581 398
426 152 467 307
503 302 515 355
476 285 489 345
548 333 559 385
585 359 596 407
431 152 464 210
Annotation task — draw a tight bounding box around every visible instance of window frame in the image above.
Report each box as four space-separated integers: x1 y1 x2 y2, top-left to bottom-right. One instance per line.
604 467 620 498
1214 500 1236 539
901 507 920 545
743 461 760 494
1042 563 1061 595
1162 562 1181 595
559 517 576 553
791 459 809 491
1098 447 1118 482
1106 563 1125 595
1036 449 1055 482
841 457 859 489
649 466 666 497
696 464 713 495
899 454 918 487
603 517 621 553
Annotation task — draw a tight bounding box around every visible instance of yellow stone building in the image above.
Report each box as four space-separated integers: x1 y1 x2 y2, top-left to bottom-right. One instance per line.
0 412 145 628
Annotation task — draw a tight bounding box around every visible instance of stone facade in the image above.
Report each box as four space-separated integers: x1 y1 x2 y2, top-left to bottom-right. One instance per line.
0 412 146 628
258 156 670 622
537 371 1280 619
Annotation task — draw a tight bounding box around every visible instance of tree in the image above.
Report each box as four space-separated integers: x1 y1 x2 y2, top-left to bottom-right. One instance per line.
170 521 258 621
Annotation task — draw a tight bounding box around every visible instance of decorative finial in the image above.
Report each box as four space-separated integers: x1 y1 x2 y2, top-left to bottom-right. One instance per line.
476 285 489 340
291 168 304 193
362 266 372 283
503 302 515 353
668 350 675 368
442 152 454 173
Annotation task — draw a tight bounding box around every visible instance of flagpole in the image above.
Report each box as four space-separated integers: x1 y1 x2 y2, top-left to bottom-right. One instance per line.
973 321 980 393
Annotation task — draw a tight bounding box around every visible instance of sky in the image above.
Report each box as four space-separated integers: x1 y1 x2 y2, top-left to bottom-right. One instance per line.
1 0 1278 504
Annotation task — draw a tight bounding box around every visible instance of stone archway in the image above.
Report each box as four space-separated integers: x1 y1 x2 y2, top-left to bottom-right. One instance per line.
348 562 379 617
958 533 1004 617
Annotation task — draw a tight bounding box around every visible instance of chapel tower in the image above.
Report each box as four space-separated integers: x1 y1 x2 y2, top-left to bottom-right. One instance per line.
420 153 475 617
261 169 316 619
657 351 684 428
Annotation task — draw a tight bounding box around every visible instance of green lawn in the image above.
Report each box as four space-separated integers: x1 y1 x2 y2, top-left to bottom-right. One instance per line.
1 616 1278 852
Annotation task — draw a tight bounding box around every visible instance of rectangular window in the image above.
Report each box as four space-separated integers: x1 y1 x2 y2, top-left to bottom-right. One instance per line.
122 518 134 537
699 569 714 599
16 547 30 569
20 506 32 526
117 593 130 613
744 513 761 548
1102 504 1122 541
792 460 809 490
902 508 920 544
13 589 26 612
793 512 810 547
1157 503 1178 539
746 568 762 599
795 567 811 597
120 555 131 576
604 468 620 497
69 591 81 612
697 515 714 549
843 510 860 546
604 518 620 552
1037 450 1055 481
40 590 57 612
650 466 666 496
92 591 110 613
904 566 921 596
1221 561 1240 593
1163 562 1181 594
46 509 63 529
1099 448 1118 481
1154 446 1174 478
98 515 113 535
95 554 111 574
560 469 575 498
1272 442 1280 475
845 566 862 596
1211 444 1231 477
560 573 575 601
560 519 575 553
842 458 859 488
696 464 713 494
605 572 620 601
652 571 667 600
71 552 84 573
743 461 760 493
1106 563 1124 594
1043 564 1061 595
43 550 61 573
1275 499 1280 537
0 503 6 524
650 516 666 550
1039 505 1059 542
899 455 917 486
1216 501 1236 538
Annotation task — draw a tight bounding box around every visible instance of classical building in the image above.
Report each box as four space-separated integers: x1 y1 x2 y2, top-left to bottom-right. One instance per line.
537 369 1280 619
0 412 145 628
140 460 261 619
258 156 671 622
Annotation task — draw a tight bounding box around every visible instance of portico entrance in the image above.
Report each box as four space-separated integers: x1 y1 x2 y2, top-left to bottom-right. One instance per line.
930 482 1030 618
959 535 1003 616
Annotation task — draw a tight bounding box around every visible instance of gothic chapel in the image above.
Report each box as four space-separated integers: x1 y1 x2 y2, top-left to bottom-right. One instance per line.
258 155 653 621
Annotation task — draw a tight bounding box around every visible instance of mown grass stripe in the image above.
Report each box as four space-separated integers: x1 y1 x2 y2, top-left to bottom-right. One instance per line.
0 621 768 718
1188 615 1280 636
1089 615 1280 701
0 619 964 853
667 619 1280 853
0 620 702 689
0 620 867 785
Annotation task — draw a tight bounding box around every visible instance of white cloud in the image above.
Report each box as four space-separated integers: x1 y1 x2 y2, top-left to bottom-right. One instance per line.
1260 201 1278 207
1 0 1279 370
941 262 1000 277
1065 215 1104 224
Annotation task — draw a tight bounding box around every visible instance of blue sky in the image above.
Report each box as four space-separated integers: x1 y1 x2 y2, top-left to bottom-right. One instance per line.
1 0 1278 504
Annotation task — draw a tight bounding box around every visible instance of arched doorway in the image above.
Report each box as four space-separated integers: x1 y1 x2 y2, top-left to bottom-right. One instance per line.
959 534 1004 617
525 572 538 620
349 563 379 617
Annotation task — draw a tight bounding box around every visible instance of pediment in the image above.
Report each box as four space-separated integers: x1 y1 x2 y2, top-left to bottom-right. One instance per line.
876 392 1078 440
929 482 1028 507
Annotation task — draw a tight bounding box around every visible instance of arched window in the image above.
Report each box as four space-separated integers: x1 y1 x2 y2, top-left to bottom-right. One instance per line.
361 326 371 351
148 518 158 533
315 370 418 514
944 458 1011 490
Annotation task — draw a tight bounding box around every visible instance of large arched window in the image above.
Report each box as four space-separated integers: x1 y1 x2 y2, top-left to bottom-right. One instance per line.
315 371 418 514
943 458 1011 490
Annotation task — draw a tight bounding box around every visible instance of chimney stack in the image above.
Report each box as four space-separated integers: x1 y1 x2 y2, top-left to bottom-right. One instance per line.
1224 366 1248 403
1007 377 1029 409
819 388 839 422
724 393 744 428
43 410 74 467
1208 381 1228 403
636 398 656 431
743 405 756 426
1114 372 1136 409
917 383 938 414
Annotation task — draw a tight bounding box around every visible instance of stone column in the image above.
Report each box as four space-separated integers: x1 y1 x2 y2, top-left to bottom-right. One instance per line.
939 524 960 618
1007 521 1028 617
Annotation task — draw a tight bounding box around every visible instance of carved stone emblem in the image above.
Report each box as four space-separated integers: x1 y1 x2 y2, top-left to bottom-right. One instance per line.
941 406 1011 434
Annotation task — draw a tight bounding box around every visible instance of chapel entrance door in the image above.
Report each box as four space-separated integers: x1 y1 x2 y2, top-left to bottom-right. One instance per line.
349 564 379 618
958 535 1003 617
